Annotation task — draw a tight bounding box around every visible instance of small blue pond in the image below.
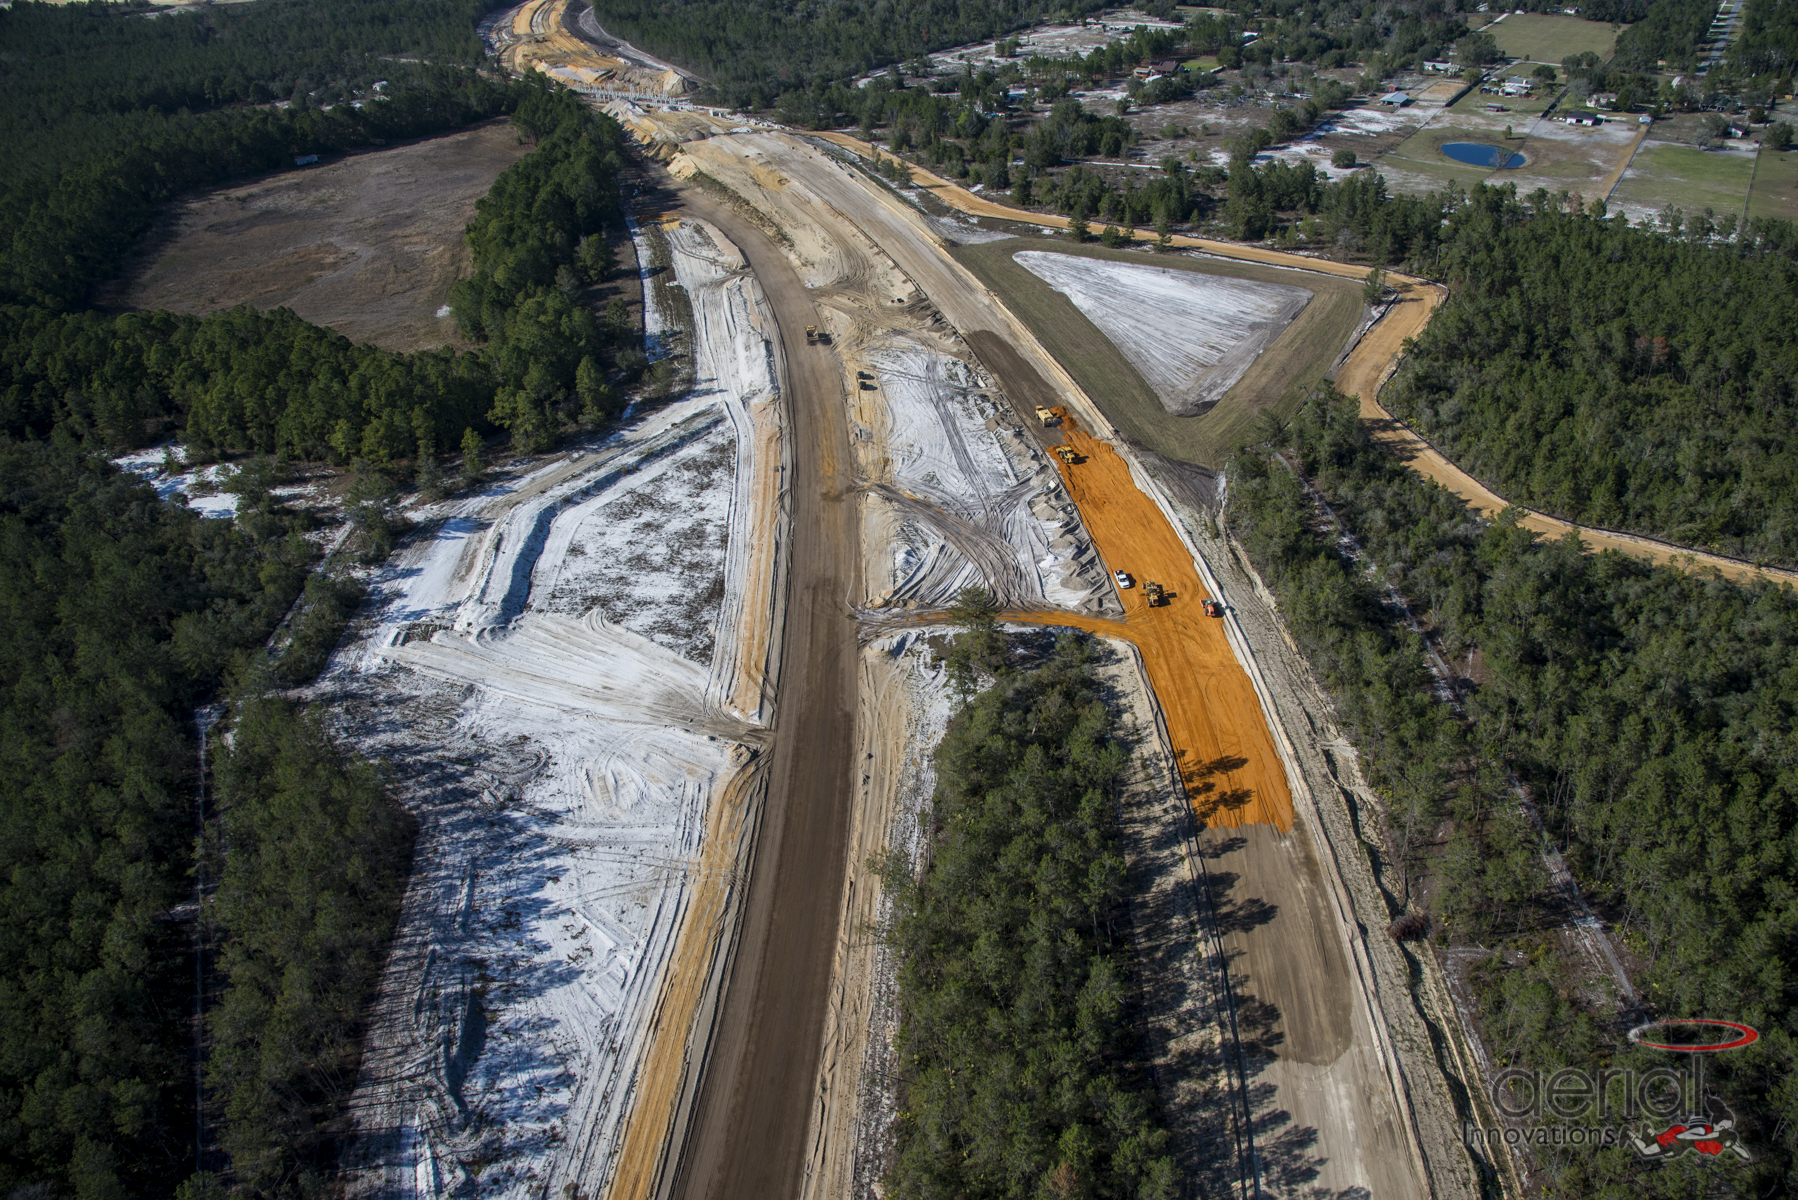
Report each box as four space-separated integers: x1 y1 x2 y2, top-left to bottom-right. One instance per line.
1441 141 1526 169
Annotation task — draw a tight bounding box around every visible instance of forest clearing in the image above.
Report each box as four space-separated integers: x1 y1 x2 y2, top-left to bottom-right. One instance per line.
316 215 788 1200
110 120 529 352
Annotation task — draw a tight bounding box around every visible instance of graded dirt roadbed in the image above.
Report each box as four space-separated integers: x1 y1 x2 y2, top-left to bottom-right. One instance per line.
822 132 1798 589
1008 420 1292 831
641 190 860 1200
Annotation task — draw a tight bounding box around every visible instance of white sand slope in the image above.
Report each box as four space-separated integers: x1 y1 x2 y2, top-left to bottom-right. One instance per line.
338 216 785 1200
864 342 1117 613
1014 250 1312 416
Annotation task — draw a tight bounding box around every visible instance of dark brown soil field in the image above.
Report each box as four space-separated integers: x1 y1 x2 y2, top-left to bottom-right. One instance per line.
110 119 530 351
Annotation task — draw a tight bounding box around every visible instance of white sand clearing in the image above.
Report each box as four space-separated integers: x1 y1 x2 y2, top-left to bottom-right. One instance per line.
338 215 786 1200
863 342 1117 613
1014 250 1312 416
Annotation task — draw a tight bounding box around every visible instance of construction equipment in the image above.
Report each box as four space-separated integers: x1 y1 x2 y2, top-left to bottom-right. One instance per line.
805 324 818 342
1144 581 1166 607
1053 445 1079 465
1201 597 1223 618
1035 406 1056 425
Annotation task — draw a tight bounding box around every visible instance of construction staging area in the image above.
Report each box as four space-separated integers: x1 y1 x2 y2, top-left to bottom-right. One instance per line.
319 86 1536 1200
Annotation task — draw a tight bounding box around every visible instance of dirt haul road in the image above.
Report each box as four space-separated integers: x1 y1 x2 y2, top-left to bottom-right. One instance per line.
1011 421 1292 830
629 190 861 1200
821 133 1798 589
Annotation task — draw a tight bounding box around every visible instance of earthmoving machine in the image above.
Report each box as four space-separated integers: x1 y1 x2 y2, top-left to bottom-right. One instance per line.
1035 406 1056 425
1201 597 1223 617
1144 581 1167 607
1053 445 1079 465
805 325 818 343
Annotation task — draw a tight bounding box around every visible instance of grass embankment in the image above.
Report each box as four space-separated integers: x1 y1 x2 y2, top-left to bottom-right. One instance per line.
886 613 1177 1199
950 238 1361 469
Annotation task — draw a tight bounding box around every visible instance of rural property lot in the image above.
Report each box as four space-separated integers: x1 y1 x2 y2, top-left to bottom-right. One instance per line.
1611 140 1758 222
1497 116 1644 201
1749 147 1798 220
1487 12 1623 63
951 237 1361 467
113 120 528 351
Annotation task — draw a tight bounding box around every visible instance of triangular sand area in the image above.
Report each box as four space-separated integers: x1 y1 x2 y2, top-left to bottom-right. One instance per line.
1015 251 1312 416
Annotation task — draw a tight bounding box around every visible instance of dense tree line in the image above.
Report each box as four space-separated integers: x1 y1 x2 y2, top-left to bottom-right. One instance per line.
1227 388 1798 1197
889 614 1176 1200
1613 0 1719 72
1386 200 1798 568
0 443 316 1200
0 89 631 464
201 698 414 1199
449 87 630 451
1730 0 1798 74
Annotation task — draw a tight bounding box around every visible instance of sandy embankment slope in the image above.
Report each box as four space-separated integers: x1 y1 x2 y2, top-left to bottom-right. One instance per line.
614 118 1474 1198
333 215 787 1200
820 132 1798 589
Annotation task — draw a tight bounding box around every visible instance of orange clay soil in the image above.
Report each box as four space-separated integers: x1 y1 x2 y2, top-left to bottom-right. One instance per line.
821 133 1798 588
1013 418 1293 831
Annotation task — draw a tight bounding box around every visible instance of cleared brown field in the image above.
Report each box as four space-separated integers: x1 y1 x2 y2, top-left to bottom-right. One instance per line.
110 119 529 351
951 237 1362 469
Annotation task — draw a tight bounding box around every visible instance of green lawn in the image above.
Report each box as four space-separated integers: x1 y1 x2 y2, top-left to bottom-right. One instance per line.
1747 148 1798 221
1612 142 1757 220
1488 13 1624 64
950 238 1363 469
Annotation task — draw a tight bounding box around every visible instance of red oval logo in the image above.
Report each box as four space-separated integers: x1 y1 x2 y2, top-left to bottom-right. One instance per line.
1628 1019 1760 1053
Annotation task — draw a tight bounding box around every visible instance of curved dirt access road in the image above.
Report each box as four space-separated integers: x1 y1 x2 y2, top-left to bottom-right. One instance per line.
821 132 1798 588
1346 290 1798 586
616 187 861 1200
